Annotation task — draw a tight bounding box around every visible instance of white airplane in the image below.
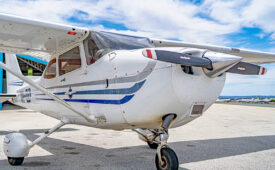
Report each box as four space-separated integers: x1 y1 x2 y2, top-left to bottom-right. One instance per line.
0 13 275 170
257 98 271 103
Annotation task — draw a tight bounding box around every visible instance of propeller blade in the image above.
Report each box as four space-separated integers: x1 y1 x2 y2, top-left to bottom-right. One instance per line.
142 49 212 69
226 62 267 75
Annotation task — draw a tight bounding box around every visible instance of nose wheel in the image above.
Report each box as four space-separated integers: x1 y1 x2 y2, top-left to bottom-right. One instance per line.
156 114 178 170
155 147 178 170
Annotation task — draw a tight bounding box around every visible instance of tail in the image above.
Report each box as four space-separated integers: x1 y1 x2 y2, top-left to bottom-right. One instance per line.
5 54 24 94
0 54 41 104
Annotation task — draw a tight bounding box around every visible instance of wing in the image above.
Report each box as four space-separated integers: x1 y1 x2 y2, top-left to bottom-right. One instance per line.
0 13 89 59
150 39 275 64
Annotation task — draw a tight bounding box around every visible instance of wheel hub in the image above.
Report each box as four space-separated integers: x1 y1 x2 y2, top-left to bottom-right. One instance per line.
160 156 168 169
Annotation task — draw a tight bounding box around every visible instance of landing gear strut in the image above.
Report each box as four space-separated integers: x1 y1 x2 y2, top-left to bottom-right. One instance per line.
155 114 178 170
3 118 69 166
134 114 179 170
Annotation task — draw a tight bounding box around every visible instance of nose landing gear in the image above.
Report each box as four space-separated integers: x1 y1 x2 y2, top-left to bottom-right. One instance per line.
156 114 178 170
134 114 179 170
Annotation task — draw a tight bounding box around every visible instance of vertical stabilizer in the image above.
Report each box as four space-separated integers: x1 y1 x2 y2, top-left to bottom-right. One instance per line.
5 54 24 94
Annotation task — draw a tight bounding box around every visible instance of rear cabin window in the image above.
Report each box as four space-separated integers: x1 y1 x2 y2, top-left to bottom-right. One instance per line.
59 46 81 76
44 58 56 79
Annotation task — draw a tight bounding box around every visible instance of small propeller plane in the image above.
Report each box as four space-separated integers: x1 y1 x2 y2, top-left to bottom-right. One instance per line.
0 13 275 170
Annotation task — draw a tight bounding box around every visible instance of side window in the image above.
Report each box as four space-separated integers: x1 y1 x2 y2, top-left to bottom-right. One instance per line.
44 59 56 79
59 46 81 76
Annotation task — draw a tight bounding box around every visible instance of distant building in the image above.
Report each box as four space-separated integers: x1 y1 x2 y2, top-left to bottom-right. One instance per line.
0 53 48 109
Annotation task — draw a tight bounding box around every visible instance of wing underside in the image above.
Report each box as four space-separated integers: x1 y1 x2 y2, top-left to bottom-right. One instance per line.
0 13 89 59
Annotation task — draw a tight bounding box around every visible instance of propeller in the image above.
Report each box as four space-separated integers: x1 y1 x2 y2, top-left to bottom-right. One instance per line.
142 49 267 77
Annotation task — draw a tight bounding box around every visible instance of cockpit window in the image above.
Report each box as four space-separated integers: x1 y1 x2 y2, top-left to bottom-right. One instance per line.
59 46 81 76
84 31 154 65
91 31 154 50
84 38 99 65
44 58 56 79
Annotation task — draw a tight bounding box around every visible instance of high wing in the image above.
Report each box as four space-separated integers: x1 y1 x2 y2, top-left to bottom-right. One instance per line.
0 13 89 59
150 39 275 65
0 13 95 122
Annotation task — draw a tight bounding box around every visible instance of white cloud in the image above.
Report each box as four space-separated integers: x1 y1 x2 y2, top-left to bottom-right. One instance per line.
201 0 245 25
0 0 243 44
202 0 275 41
242 0 275 33
0 0 274 45
0 0 275 44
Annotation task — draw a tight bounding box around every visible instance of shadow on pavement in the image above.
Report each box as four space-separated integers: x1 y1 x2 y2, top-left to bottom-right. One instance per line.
1 128 275 170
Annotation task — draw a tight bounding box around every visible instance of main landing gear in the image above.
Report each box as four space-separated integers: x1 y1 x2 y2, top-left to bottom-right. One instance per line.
134 114 179 170
3 119 69 166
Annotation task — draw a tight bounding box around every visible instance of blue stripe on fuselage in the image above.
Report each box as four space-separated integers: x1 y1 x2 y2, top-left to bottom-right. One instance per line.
36 95 134 105
9 81 24 86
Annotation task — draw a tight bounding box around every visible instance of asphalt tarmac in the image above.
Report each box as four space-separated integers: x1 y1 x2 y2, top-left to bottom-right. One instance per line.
0 103 275 170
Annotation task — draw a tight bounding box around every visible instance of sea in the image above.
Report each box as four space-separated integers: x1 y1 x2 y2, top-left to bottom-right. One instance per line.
219 96 275 99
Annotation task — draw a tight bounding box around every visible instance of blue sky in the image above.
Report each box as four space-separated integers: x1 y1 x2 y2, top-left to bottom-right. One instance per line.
0 0 274 95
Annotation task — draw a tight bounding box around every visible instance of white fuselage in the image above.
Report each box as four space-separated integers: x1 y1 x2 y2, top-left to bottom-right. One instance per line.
13 48 226 130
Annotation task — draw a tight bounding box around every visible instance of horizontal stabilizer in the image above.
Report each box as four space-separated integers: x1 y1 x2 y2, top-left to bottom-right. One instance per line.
226 62 267 75
142 49 212 69
0 94 16 103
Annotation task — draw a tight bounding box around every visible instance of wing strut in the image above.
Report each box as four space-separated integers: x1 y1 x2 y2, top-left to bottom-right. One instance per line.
0 61 96 123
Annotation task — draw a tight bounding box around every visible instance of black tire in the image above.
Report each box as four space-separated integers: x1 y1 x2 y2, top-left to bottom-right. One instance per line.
8 157 24 166
147 141 158 149
155 147 179 170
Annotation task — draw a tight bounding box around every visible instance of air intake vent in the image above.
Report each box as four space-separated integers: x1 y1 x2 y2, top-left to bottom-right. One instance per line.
190 104 205 116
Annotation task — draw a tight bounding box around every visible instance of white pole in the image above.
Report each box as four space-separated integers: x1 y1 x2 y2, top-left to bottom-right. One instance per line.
0 61 96 123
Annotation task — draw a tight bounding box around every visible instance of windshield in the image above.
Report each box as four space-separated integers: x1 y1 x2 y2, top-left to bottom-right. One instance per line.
84 31 154 64
91 31 154 51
